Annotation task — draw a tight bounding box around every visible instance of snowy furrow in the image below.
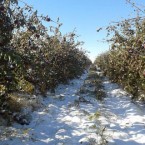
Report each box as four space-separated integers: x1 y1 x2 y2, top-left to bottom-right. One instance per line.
0 71 101 145
99 78 145 145
1 72 145 145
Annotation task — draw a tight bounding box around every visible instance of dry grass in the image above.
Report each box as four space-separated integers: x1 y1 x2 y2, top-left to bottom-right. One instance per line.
8 93 42 112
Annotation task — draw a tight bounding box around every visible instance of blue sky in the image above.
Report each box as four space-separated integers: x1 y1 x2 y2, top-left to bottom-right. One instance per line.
23 0 145 62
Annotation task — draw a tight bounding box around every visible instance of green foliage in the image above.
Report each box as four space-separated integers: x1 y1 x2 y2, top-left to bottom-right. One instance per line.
0 0 91 117
95 16 145 100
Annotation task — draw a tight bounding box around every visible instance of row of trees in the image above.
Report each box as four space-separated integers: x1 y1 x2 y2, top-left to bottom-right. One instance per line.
0 0 91 113
95 1 145 100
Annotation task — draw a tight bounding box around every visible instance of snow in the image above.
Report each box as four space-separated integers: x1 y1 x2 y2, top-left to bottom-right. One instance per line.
0 71 100 145
100 78 145 145
0 71 145 145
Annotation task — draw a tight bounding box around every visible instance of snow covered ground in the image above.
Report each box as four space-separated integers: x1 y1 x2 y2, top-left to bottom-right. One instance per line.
99 78 145 145
0 71 145 145
0 71 101 145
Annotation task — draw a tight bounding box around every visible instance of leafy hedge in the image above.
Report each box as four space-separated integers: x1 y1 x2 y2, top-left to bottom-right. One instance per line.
0 0 91 113
95 18 145 100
